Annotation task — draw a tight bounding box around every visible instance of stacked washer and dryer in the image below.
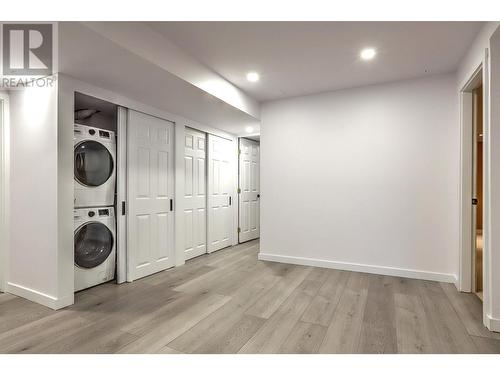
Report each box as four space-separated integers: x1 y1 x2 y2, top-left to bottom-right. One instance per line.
73 120 117 292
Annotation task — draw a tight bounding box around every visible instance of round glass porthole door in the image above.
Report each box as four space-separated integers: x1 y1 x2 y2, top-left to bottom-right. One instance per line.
74 141 114 187
74 223 114 269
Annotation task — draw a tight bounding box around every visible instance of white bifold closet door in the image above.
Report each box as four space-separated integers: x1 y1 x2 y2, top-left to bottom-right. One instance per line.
207 134 233 253
238 138 260 243
184 128 207 260
127 110 175 280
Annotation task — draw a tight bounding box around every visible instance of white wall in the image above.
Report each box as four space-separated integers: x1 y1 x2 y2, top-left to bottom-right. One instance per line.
259 74 458 282
6 81 73 308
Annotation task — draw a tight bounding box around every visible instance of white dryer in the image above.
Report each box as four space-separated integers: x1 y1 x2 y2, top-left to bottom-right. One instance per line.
74 124 116 208
74 207 116 292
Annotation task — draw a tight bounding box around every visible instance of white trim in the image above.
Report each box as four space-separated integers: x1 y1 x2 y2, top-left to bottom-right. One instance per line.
258 253 457 283
174 122 186 266
116 106 128 283
5 282 72 310
0 93 9 293
485 314 500 332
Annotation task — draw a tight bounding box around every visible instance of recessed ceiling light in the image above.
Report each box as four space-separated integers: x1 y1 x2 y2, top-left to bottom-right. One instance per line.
360 48 376 61
245 126 254 133
246 72 260 82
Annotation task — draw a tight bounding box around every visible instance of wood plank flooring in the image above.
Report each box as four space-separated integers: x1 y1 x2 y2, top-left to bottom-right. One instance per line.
1 240 499 354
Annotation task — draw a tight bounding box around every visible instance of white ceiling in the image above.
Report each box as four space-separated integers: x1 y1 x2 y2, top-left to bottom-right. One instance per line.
148 22 483 102
59 22 260 136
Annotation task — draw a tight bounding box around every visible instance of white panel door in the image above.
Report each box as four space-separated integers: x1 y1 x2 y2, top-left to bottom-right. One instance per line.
238 138 260 243
207 134 233 253
127 110 175 280
184 128 207 260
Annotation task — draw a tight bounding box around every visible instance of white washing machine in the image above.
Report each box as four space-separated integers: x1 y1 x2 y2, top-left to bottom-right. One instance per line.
74 207 116 292
74 124 116 208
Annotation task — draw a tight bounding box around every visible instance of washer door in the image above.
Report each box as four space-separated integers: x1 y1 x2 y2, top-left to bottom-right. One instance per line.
74 222 114 269
74 140 114 187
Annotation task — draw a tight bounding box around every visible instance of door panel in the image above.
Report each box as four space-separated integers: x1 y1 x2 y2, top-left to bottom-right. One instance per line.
208 134 233 252
184 128 207 260
239 138 260 243
127 110 175 280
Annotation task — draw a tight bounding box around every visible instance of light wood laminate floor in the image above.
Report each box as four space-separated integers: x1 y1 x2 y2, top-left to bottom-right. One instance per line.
1 240 500 354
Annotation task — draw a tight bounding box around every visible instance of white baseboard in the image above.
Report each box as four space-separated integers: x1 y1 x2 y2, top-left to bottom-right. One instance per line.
6 282 73 310
258 252 457 283
485 314 500 332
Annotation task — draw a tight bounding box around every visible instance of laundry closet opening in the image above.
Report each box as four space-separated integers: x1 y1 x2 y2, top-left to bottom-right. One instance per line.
73 92 118 292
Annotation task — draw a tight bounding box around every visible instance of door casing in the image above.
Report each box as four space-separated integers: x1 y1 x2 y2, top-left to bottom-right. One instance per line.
459 64 484 294
116 106 128 283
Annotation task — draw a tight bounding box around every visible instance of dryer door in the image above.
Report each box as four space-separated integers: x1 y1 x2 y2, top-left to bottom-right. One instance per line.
74 222 114 269
74 140 114 187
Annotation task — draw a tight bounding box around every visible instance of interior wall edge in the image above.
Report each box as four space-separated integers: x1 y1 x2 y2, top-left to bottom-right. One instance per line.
0 93 9 293
258 252 457 284
57 75 75 303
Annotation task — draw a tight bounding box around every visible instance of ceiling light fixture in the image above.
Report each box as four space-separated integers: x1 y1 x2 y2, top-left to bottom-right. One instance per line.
245 126 254 133
246 72 260 82
360 48 376 61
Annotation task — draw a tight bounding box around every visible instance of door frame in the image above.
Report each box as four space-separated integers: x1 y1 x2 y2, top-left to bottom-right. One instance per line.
116 106 128 283
459 64 484 294
0 92 9 293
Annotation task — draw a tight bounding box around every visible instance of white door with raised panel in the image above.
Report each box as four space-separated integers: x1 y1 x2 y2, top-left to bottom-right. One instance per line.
127 110 175 280
184 128 207 260
239 138 260 243
207 134 233 253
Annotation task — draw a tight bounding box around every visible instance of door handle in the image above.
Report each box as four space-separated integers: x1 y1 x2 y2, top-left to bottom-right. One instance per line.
121 201 126 215
170 199 173 211
257 194 260 198
472 198 478 205
229 196 232 206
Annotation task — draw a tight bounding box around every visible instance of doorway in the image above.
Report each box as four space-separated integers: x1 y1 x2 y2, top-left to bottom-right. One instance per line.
472 84 484 301
459 65 484 300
